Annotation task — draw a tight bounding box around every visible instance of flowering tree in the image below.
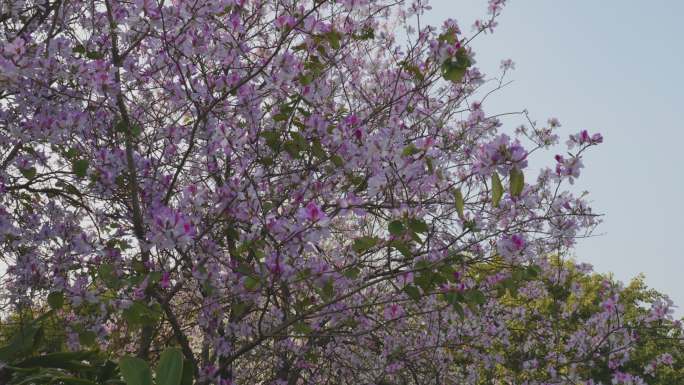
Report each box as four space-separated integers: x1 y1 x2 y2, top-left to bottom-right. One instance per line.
0 0 677 384
450 256 684 384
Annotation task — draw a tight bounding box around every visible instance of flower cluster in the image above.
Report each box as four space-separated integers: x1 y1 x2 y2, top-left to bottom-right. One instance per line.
0 1 674 385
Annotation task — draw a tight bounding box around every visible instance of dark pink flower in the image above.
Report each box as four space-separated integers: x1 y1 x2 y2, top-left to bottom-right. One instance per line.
303 201 326 222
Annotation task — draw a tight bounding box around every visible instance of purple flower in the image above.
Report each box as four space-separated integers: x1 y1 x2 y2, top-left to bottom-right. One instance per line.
160 271 170 289
383 303 404 320
302 201 327 223
500 58 515 70
473 134 528 176
567 130 604 149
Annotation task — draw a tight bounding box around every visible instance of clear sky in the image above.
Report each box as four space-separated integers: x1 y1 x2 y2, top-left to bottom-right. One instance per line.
423 0 684 316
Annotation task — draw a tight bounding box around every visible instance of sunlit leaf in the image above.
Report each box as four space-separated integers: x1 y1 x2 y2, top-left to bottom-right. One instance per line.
388 220 404 236
454 188 464 218
510 168 524 197
156 347 184 385
73 159 88 178
353 236 379 254
119 356 152 385
491 172 503 207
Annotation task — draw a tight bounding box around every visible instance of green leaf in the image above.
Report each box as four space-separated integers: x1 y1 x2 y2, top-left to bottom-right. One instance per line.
65 148 80 159
122 301 161 328
321 279 335 300
20 167 37 180
98 263 119 289
442 291 459 305
294 297 312 313
464 290 486 306
283 140 301 158
352 26 375 40
0 319 44 362
132 260 146 274
73 159 89 178
330 155 344 167
508 283 519 299
119 356 152 385
311 139 326 159
389 240 412 258
441 62 467 83
110 120 141 136
326 31 342 50
156 347 184 385
407 218 429 234
401 144 421 157
491 172 503 208
400 61 425 81
438 31 457 45
290 131 308 149
115 120 127 132
47 291 64 310
54 377 99 385
512 268 525 283
272 112 289 122
78 331 97 347
294 321 312 334
439 264 457 282
130 124 143 137
403 285 421 302
425 157 434 174
180 360 194 385
259 156 274 166
244 276 260 291
86 50 104 60
453 188 464 218
388 220 404 236
441 48 471 84
292 43 308 51
260 201 274 214
343 267 361 279
231 301 248 318
455 47 471 67
414 271 436 292
452 301 465 318
298 72 314 85
0 325 38 362
96 359 120 383
148 271 162 285
261 131 281 151
509 168 524 197
15 351 96 370
352 236 379 254
526 265 542 278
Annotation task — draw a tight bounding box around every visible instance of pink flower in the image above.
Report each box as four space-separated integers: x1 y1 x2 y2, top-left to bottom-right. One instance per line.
274 15 297 30
473 134 528 176
497 234 527 262
265 253 291 278
567 130 604 149
500 58 515 70
352 127 363 141
510 234 525 250
160 271 170 289
3 38 27 59
579 130 591 143
302 201 327 223
383 303 404 320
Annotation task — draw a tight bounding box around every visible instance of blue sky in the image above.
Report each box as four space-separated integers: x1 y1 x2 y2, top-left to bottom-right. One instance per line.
424 0 684 315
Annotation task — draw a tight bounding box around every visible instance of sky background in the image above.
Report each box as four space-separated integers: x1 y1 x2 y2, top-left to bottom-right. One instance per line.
423 0 684 316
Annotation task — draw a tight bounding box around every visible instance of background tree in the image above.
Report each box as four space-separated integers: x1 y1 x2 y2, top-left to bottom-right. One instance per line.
0 0 677 384
451 256 684 384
